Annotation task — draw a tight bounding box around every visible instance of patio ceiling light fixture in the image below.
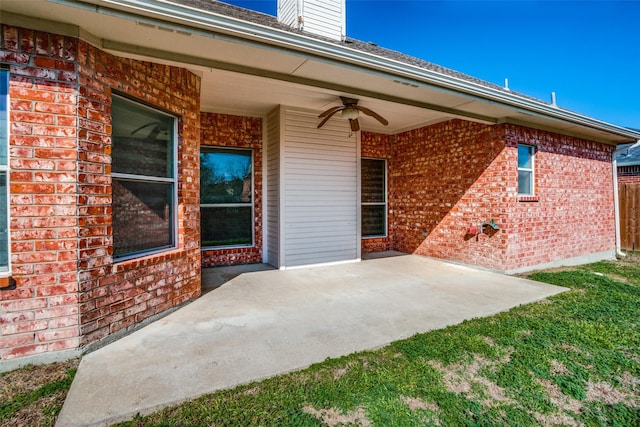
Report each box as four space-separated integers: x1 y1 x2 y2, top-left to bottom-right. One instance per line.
341 106 359 120
318 96 388 132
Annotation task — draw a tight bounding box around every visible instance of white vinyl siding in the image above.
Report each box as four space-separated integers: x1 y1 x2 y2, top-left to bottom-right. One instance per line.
282 109 358 267
277 0 345 41
277 0 299 29
266 108 281 267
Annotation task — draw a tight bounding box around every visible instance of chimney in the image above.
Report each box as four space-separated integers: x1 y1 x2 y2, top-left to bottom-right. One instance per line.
278 0 346 41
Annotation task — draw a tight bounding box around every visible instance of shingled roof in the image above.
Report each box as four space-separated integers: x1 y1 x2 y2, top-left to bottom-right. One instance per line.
175 0 542 103
616 131 640 166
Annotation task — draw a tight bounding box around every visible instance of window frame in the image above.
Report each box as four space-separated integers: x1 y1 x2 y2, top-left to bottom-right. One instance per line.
111 94 178 262
0 68 10 276
200 146 255 250
361 157 388 239
517 144 535 196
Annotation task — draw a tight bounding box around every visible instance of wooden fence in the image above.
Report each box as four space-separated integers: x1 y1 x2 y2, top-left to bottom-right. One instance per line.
619 182 640 250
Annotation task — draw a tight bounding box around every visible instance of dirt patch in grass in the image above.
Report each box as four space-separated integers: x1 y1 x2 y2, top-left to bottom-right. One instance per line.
332 366 348 381
620 371 639 388
242 386 261 396
559 343 586 356
481 336 496 346
429 354 515 406
2 389 67 427
0 359 78 402
0 359 79 427
533 411 581 427
302 405 371 426
537 378 583 414
550 360 570 376
401 395 438 412
586 381 638 406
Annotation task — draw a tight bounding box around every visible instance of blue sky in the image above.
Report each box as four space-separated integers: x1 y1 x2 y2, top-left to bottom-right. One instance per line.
222 1 639 130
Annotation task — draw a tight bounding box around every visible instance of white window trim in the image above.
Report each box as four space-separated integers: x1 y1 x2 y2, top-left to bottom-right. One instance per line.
0 68 10 277
518 145 535 196
200 147 255 250
112 94 178 262
361 157 388 239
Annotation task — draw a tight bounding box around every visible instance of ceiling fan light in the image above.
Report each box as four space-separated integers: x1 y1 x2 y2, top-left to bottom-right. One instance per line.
341 107 359 120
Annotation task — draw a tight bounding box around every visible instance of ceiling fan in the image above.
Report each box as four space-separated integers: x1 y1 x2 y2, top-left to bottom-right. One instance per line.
317 96 388 132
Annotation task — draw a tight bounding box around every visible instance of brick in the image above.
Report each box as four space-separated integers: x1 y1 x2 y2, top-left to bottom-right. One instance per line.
0 284 33 299
34 305 79 320
48 315 79 329
33 282 78 297
2 25 19 51
0 51 29 64
0 333 35 349
391 120 614 272
11 87 56 102
36 326 78 342
0 298 48 312
2 343 49 359
3 27 202 363
1 319 49 335
46 337 79 353
200 112 263 267
0 311 35 324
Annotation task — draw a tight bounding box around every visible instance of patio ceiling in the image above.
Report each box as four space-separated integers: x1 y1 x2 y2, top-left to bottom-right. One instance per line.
2 0 638 142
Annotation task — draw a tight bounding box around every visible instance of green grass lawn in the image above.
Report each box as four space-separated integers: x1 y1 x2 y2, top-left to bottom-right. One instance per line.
2 259 639 426
115 260 639 426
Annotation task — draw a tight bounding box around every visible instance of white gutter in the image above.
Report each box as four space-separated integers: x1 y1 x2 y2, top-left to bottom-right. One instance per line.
613 140 640 257
52 0 640 142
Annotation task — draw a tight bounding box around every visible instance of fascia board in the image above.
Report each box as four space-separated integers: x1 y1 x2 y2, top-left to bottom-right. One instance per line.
54 0 640 142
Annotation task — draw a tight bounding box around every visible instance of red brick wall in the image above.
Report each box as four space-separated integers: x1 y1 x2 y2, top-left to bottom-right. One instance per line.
391 119 615 272
502 125 615 271
392 120 508 269
618 166 640 184
200 113 263 266
76 42 201 345
1 26 81 360
0 25 202 360
361 131 393 252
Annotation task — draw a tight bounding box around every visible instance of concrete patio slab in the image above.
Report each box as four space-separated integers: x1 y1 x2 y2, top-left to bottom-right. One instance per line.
56 255 566 426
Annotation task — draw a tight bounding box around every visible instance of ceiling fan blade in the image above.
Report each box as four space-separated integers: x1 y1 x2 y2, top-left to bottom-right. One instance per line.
350 118 360 132
318 106 343 118
357 106 389 126
317 109 341 128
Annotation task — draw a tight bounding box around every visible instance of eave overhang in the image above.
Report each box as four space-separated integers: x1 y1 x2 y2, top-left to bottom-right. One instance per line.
2 0 639 144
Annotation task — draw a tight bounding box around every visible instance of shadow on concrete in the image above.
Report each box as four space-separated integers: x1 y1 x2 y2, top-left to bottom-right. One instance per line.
202 251 408 294
201 263 276 294
362 250 408 261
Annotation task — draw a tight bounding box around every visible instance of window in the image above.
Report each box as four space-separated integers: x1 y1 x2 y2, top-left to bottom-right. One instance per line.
518 145 534 195
0 69 8 274
111 95 177 259
361 158 387 238
200 148 253 248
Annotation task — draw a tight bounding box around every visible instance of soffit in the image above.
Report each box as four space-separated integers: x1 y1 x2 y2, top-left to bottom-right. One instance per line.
1 0 636 142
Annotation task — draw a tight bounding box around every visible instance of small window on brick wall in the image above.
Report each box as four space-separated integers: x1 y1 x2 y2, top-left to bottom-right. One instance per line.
200 147 254 248
111 95 177 260
361 158 387 238
0 69 9 274
518 145 535 196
